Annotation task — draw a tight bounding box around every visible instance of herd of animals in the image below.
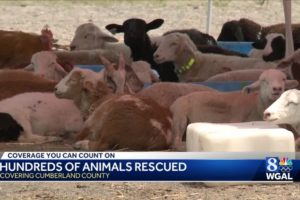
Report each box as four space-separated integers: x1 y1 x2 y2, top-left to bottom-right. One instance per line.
1 17 300 151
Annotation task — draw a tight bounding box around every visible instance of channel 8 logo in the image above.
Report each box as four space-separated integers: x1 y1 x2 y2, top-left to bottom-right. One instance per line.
266 157 279 172
265 157 293 173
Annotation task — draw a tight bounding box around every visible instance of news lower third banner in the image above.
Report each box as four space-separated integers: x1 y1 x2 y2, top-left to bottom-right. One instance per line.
0 152 299 182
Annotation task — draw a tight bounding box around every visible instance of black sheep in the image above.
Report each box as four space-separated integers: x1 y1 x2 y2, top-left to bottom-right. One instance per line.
106 18 179 82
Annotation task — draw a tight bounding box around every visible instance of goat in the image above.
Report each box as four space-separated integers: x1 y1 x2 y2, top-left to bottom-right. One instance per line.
170 69 298 148
153 32 276 82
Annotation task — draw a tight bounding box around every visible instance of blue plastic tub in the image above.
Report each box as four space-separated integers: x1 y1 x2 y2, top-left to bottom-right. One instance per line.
76 65 104 72
217 41 253 55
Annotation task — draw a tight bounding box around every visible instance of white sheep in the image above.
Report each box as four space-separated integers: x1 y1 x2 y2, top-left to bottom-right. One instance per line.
170 69 298 148
263 89 300 136
0 92 83 143
24 51 67 81
153 32 277 82
70 22 131 62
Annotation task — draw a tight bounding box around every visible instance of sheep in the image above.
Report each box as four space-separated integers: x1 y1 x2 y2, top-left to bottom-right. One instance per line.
54 48 132 66
0 70 57 101
55 65 173 151
205 69 265 82
138 83 216 108
24 51 68 81
163 28 217 46
0 26 53 68
249 33 286 61
263 89 300 137
69 22 132 62
276 49 300 82
170 69 298 148
106 18 179 82
153 32 277 82
217 18 300 42
0 92 83 143
99 54 216 109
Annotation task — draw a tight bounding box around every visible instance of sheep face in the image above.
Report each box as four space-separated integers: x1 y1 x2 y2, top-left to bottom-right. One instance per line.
264 89 300 125
55 69 101 99
105 18 164 47
154 33 196 64
243 69 298 102
70 23 118 51
24 51 67 81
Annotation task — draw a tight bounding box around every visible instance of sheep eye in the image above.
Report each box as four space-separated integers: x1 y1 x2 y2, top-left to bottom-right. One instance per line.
286 101 298 106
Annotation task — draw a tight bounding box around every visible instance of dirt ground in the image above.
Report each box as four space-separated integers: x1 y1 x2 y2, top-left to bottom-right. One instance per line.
0 0 300 199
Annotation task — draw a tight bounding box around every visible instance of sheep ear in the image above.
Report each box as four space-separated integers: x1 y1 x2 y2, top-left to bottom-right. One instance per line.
54 64 68 77
70 70 83 81
146 19 164 31
118 53 126 71
83 80 94 93
242 80 260 94
105 24 124 34
24 64 34 71
99 34 118 43
99 55 112 66
285 80 299 89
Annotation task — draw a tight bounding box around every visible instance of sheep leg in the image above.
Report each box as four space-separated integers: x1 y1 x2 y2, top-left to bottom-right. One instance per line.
171 113 188 150
73 140 110 151
75 126 91 141
18 118 62 143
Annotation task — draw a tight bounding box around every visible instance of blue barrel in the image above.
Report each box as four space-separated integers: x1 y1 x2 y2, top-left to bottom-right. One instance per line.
76 65 104 72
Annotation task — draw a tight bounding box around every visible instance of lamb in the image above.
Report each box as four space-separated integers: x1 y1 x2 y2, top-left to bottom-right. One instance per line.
170 69 298 148
217 18 300 42
106 18 179 82
70 22 132 62
0 26 53 68
153 32 277 82
55 63 173 151
0 92 83 143
24 51 68 81
263 89 300 137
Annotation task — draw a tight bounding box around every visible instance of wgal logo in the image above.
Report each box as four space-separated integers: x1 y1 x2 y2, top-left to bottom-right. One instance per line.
265 157 293 181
